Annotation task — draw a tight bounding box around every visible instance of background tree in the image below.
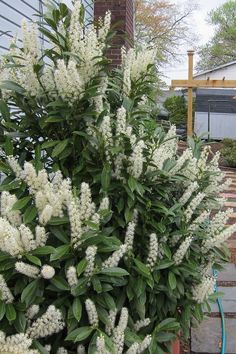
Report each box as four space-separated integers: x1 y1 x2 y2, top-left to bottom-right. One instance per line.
196 0 236 72
163 95 187 125
135 0 197 64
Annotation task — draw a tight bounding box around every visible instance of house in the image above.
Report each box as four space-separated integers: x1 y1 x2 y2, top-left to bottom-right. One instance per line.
194 62 236 139
0 0 134 65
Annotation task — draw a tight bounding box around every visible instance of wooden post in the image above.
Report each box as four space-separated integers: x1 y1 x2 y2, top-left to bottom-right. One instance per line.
187 50 194 137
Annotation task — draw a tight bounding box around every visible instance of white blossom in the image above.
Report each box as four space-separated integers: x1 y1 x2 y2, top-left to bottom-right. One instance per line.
41 265 55 279
35 226 48 247
192 275 215 303
128 140 145 179
102 244 127 269
77 345 86 354
0 191 22 226
26 305 65 339
95 335 109 354
67 198 83 249
202 223 236 252
0 274 14 303
39 204 53 225
188 210 210 232
134 318 151 331
26 305 40 320
99 197 109 211
124 221 136 251
57 348 68 354
98 10 111 42
136 335 152 353
179 182 199 205
79 183 95 221
184 193 206 222
100 116 113 149
173 236 193 265
169 148 193 176
146 233 158 271
116 106 127 137
105 309 117 336
0 331 38 354
85 299 98 327
19 224 37 252
15 262 40 278
66 266 78 287
85 246 97 278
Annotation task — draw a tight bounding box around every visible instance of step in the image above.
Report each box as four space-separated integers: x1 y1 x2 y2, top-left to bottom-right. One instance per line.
191 317 236 353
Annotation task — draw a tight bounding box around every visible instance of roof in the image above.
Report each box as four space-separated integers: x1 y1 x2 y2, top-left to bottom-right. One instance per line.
194 61 236 78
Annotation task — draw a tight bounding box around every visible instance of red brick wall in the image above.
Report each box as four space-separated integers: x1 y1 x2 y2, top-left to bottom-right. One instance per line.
94 0 134 65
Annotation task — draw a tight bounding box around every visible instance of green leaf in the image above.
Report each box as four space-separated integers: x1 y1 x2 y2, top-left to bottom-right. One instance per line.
23 206 38 224
0 80 25 94
66 326 93 342
45 116 64 123
101 164 111 191
100 267 129 277
41 140 59 149
156 318 180 332
128 176 137 192
32 246 55 255
0 99 10 120
21 279 39 306
168 271 177 290
92 277 102 293
103 293 116 310
48 216 69 225
156 260 174 270
5 137 13 156
25 254 42 266
50 275 70 291
12 196 32 210
50 244 70 261
6 303 16 322
0 301 6 321
34 340 50 354
156 332 176 343
14 312 27 332
133 259 151 278
76 259 88 277
52 139 69 157
72 297 82 322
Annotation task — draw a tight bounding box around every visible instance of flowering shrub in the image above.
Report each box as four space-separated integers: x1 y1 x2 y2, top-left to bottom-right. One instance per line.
0 1 234 354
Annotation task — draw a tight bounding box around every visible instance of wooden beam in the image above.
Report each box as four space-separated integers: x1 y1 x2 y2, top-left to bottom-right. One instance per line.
187 50 194 136
171 79 236 89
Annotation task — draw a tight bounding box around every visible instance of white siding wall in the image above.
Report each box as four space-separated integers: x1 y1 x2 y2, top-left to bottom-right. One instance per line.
195 112 236 140
195 65 236 81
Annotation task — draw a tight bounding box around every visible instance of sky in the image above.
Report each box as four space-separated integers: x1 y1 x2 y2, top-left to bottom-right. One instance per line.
161 0 229 86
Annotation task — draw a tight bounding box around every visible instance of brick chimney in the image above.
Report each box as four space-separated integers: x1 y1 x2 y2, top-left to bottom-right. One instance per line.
94 0 134 65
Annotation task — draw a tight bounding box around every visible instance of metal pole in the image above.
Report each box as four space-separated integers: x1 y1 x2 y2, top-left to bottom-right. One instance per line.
208 101 211 141
187 50 194 137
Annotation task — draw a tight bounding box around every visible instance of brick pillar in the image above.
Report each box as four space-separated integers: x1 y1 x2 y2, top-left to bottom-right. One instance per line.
94 0 134 65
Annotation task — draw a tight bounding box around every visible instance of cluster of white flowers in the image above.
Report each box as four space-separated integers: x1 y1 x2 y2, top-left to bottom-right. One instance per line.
124 221 136 251
105 309 117 336
146 233 158 271
184 192 206 222
179 182 199 206
134 318 151 331
41 265 55 279
15 262 40 279
188 210 210 233
0 217 46 257
95 335 110 354
54 59 84 104
128 140 146 179
0 191 21 226
99 197 110 211
102 244 127 269
100 116 113 155
26 305 65 339
68 198 83 249
112 308 128 354
126 335 152 354
169 148 193 176
79 183 95 221
66 266 78 287
85 299 99 327
208 209 233 236
0 331 38 354
149 125 177 171
8 157 71 225
26 304 40 320
93 75 109 115
122 47 156 95
85 246 97 278
173 236 193 265
116 106 127 138
192 275 215 303
202 223 236 253
0 274 14 303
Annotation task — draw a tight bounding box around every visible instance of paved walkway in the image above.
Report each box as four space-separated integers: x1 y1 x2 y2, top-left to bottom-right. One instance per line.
221 168 236 263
